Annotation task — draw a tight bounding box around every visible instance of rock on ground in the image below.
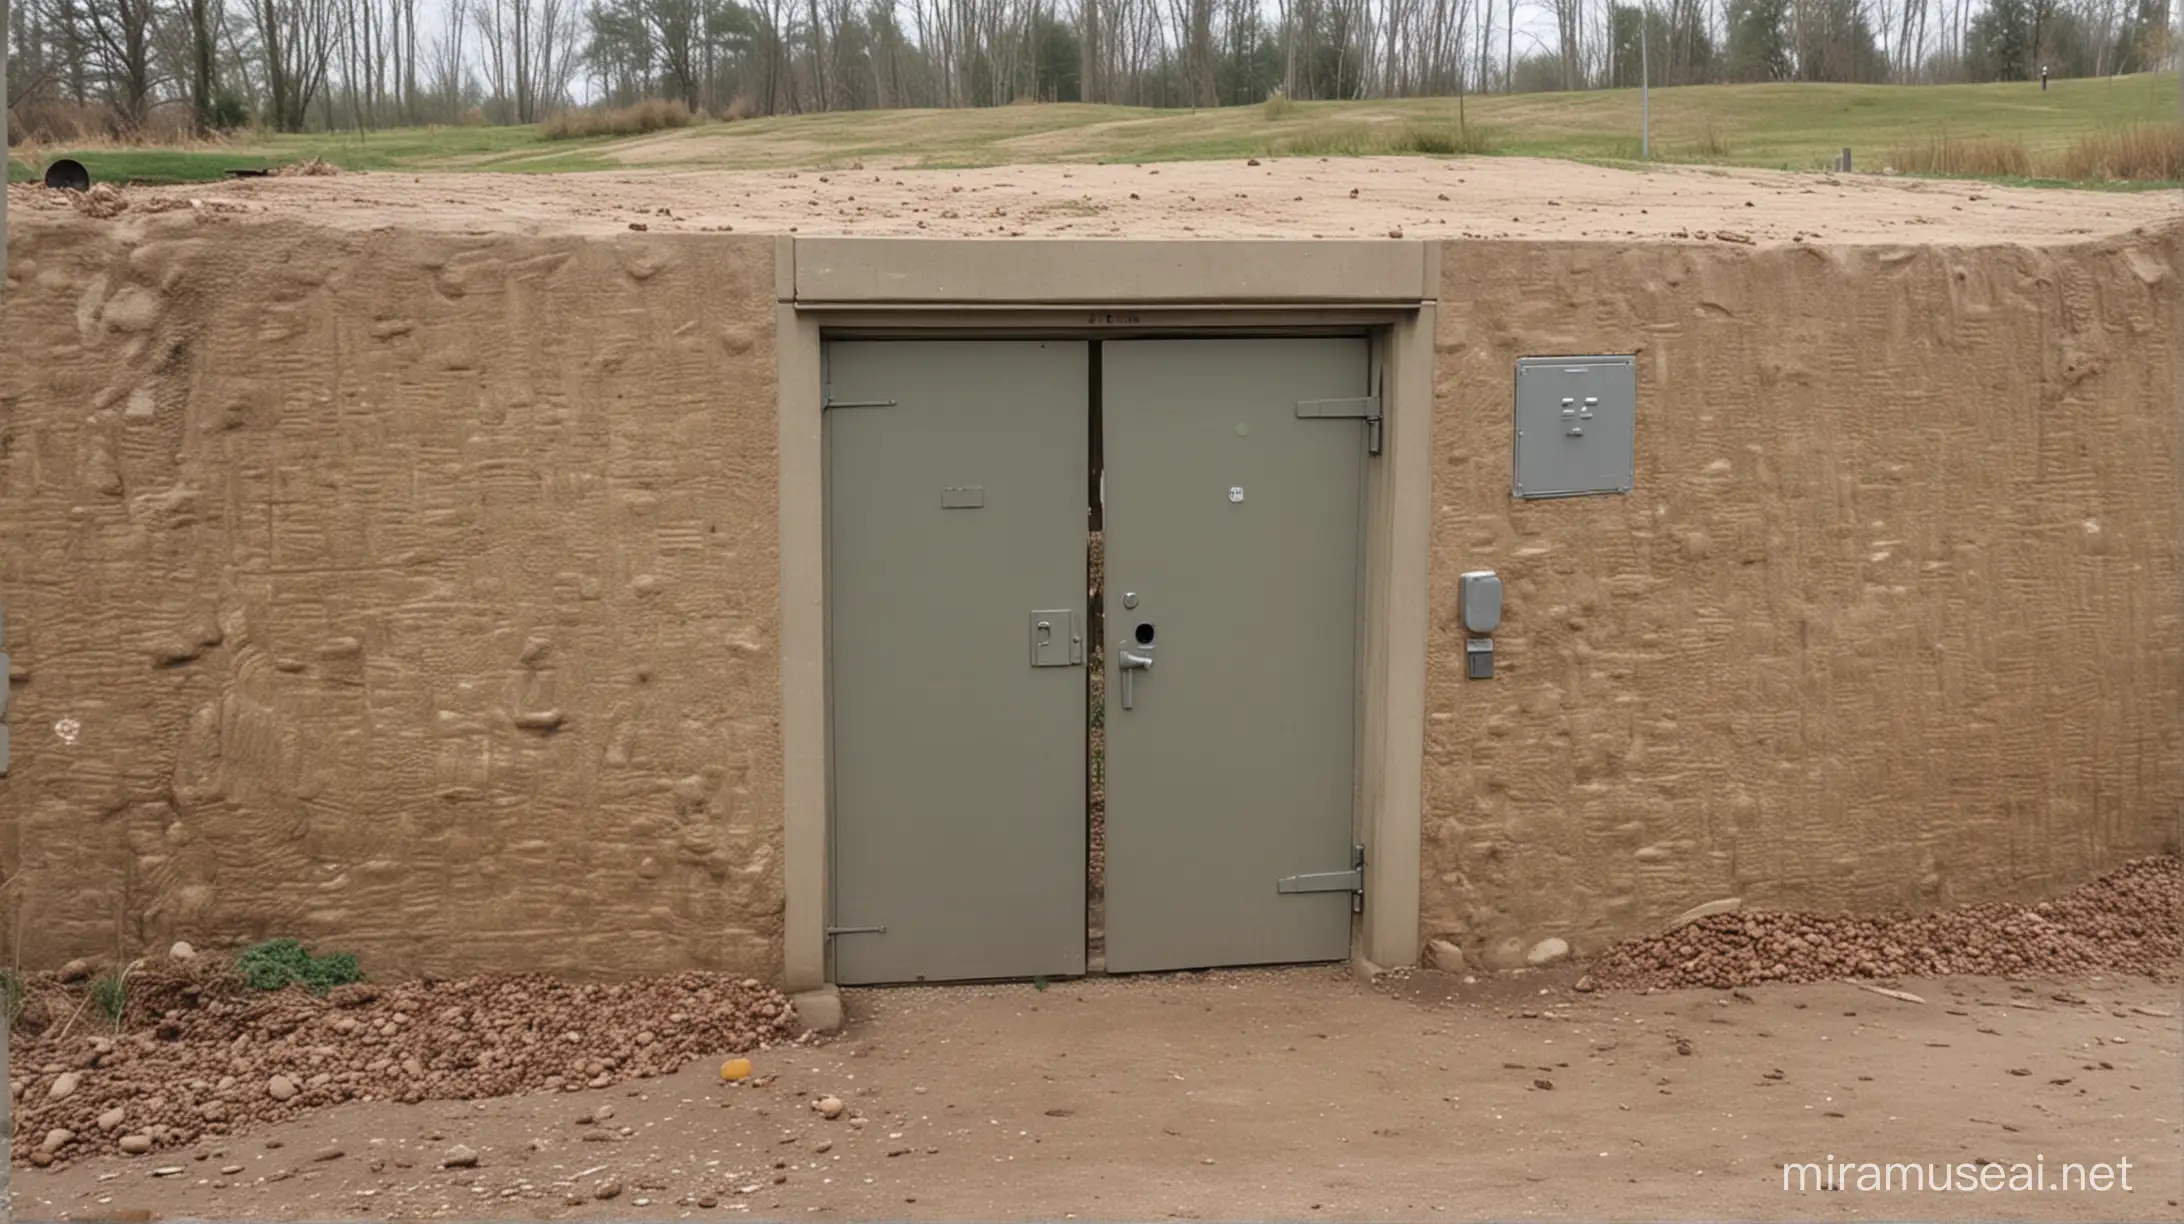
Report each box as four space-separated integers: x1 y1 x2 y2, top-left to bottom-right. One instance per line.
1587 856 2180 992
8 965 800 1165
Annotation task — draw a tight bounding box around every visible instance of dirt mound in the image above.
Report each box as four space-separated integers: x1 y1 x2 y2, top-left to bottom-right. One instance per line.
1585 856 2181 992
271 156 342 177
9 964 801 1168
69 181 128 218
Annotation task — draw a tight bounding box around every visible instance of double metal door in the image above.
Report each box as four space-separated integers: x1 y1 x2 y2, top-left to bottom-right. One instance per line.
826 336 1368 985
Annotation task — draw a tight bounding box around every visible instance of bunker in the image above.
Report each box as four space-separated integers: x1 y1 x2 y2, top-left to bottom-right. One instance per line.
1 159 2177 1019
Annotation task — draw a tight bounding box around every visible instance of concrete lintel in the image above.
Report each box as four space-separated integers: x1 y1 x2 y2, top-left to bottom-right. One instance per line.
774 236 798 303
791 239 1433 305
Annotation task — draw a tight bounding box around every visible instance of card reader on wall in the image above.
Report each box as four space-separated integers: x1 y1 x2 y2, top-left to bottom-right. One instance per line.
1460 570 1501 679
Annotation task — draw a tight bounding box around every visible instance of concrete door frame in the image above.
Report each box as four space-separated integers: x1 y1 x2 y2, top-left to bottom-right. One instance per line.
775 239 1435 1016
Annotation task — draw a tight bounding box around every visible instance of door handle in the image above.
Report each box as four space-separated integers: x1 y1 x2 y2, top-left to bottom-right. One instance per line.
1117 649 1154 710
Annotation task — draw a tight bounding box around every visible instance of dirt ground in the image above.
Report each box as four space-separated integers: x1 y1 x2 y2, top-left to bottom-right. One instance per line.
15 966 2179 1222
11 155 2176 244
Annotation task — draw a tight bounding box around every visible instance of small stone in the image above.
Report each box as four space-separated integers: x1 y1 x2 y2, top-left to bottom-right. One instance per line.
40 1128 74 1152
313 1146 345 1162
97 1107 127 1132
221 1165 243 1175
28 1151 51 1168
1427 939 1466 972
595 1104 614 1120
595 1179 623 1200
152 1166 185 1177
58 958 92 983
119 1134 154 1155
266 1075 299 1101
48 1072 81 1101
815 1095 845 1119
169 941 196 960
1525 938 1571 967
697 1195 719 1208
813 1139 833 1154
441 1144 479 1169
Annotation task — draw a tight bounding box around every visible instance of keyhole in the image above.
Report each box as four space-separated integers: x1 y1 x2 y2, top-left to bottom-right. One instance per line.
1134 622 1155 646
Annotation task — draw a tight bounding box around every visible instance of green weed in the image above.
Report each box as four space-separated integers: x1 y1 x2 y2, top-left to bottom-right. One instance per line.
89 972 127 1025
236 938 363 995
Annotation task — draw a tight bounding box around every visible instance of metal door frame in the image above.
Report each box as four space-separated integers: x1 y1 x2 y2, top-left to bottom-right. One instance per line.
775 240 1437 997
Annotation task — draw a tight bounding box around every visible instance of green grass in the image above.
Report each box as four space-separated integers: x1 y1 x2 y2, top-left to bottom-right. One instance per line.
7 123 621 184
9 73 2177 188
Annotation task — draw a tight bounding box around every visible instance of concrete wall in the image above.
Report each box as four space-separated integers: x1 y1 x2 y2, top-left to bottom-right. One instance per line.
4 215 2177 979
1421 235 2183 968
0 219 785 977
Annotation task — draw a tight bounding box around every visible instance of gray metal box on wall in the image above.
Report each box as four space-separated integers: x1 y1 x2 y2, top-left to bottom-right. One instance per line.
1512 355 1637 499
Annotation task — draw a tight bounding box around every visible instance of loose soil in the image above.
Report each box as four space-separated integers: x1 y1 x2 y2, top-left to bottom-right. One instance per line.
9 155 2175 244
1588 856 2181 991
10 969 801 1167
12 967 2179 1221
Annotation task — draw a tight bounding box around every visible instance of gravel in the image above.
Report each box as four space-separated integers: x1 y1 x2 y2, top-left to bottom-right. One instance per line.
1586 855 2180 992
8 966 800 1166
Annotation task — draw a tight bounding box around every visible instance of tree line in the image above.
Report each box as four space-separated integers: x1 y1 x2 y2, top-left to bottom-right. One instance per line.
4 0 2176 138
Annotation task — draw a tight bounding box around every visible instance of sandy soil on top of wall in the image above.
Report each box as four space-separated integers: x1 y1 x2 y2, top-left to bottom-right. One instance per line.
9 155 2177 243
0 211 786 978
1420 229 2184 968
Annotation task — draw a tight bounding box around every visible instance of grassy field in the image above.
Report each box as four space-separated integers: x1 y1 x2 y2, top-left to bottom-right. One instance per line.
9 72 2178 188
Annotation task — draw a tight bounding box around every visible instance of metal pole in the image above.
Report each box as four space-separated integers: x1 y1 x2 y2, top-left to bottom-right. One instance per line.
1640 1 1650 160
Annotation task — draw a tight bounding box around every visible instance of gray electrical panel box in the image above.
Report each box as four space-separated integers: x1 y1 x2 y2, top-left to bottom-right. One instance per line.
1459 571 1502 633
1513 355 1637 499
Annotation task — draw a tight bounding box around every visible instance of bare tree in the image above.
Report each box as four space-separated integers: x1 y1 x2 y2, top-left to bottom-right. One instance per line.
80 0 161 128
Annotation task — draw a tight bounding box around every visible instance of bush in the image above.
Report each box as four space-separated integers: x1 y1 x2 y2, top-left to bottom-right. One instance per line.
541 98 697 141
236 938 363 995
1689 117 1733 159
1262 91 1298 120
1884 133 2031 178
2052 123 2184 183
1271 120 1497 158
210 91 253 132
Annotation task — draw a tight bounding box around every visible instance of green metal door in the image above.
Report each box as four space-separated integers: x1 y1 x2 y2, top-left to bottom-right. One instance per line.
1101 338 1369 972
826 340 1089 985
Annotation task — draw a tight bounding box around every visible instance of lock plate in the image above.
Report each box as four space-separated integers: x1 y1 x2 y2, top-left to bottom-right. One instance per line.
1030 610 1083 667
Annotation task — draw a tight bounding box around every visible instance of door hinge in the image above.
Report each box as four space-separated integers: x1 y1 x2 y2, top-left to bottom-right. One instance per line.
1296 397 1383 456
826 925 888 936
1276 844 1365 913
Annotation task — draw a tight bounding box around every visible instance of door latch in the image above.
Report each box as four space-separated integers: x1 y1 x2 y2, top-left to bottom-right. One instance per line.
1276 844 1365 913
